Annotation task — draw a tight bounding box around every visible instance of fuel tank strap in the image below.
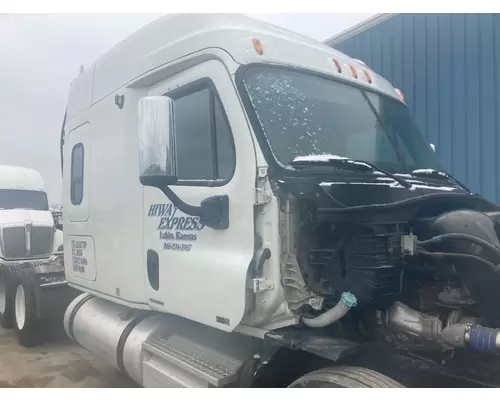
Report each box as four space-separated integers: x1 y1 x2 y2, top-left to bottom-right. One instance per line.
116 312 152 375
68 294 93 340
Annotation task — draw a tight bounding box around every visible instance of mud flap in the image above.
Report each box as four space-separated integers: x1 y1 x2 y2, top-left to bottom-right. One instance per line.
264 327 365 362
15 263 78 321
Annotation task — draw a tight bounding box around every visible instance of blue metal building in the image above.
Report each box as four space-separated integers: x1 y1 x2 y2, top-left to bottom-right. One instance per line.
325 13 500 203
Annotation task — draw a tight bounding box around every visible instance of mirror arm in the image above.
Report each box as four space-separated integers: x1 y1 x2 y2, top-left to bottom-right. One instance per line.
157 186 230 230
160 185 203 217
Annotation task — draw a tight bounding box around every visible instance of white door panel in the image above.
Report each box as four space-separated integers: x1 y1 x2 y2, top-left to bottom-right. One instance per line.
143 60 256 331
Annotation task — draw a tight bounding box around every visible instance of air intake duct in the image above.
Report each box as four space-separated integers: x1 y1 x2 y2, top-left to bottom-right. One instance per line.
426 210 500 320
441 323 500 354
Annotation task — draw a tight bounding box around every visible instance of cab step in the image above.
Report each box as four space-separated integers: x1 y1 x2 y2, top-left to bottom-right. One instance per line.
142 330 258 387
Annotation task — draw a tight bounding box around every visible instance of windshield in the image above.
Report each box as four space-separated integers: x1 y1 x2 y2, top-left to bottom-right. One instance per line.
241 66 440 174
0 189 49 211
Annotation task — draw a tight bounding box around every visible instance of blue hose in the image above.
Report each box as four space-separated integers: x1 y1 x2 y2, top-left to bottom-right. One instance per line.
468 325 499 352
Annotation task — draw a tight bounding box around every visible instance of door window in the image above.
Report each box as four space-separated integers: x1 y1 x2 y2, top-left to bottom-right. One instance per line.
70 143 84 205
169 82 235 185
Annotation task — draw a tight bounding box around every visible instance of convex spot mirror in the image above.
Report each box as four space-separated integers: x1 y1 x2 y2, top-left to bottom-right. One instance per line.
138 95 178 187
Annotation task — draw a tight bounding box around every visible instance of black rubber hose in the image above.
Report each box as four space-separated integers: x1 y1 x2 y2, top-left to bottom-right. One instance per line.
418 233 500 257
418 249 500 275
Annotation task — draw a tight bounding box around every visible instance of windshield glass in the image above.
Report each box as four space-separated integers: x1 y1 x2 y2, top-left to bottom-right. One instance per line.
241 66 440 174
0 189 48 211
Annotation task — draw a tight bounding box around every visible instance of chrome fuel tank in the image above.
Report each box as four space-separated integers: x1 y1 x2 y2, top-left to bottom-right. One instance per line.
64 294 260 387
64 294 171 384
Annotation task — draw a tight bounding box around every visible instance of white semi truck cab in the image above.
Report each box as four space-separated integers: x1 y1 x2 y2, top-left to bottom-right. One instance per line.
62 14 500 388
0 165 62 262
0 165 76 347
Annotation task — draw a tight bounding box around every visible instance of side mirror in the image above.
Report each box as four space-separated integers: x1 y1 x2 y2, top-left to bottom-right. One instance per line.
430 143 436 152
138 96 178 187
137 95 230 230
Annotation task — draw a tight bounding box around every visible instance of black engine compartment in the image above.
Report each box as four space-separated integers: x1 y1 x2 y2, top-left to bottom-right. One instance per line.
264 170 500 386
297 219 406 310
281 175 500 322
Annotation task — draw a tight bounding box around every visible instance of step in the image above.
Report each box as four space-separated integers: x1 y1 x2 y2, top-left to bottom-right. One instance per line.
142 334 246 387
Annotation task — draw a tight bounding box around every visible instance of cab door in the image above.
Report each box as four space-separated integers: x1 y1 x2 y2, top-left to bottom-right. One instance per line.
143 60 257 331
63 122 97 284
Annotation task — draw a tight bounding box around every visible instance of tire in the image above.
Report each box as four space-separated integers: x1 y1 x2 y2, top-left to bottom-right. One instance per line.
0 269 15 329
13 274 41 347
288 366 404 388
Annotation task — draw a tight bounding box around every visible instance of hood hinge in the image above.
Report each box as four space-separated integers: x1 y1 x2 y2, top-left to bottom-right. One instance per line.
254 167 271 206
252 278 275 293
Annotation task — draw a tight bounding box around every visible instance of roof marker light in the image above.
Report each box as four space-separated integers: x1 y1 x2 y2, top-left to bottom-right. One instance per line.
362 69 372 84
395 88 405 102
332 58 342 73
349 65 358 79
252 38 264 55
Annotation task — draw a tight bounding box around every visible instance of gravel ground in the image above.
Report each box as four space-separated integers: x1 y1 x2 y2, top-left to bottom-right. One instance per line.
0 327 138 388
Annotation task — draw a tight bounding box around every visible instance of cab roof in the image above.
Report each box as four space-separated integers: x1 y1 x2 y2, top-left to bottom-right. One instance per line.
67 13 400 120
0 165 45 191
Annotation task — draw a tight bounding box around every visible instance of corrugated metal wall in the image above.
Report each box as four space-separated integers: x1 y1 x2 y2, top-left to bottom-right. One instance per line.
331 14 500 203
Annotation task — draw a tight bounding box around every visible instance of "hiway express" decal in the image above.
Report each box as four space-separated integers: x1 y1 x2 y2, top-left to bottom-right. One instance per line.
148 203 205 252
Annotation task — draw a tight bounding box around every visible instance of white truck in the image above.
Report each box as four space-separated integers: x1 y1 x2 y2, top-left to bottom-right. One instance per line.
61 14 500 387
0 165 77 346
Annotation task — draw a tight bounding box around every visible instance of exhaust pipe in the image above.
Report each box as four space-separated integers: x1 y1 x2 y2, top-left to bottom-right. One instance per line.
383 301 443 342
381 302 500 355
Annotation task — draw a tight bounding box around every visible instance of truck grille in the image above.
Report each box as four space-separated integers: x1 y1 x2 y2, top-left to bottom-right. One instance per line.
2 226 53 260
31 227 53 257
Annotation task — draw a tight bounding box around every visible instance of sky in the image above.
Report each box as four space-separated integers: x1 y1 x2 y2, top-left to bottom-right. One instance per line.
0 13 374 205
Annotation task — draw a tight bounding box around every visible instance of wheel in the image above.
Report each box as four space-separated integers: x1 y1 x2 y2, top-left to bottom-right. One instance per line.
13 275 40 347
0 269 15 329
288 366 404 388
